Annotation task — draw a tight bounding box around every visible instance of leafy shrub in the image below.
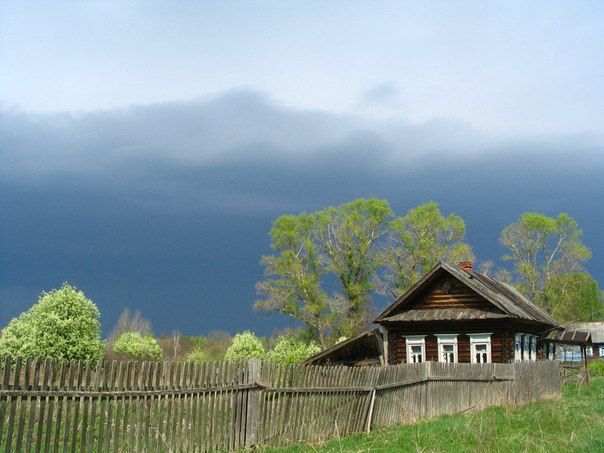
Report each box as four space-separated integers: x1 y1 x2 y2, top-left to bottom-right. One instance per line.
113 331 163 361
187 348 208 362
267 336 321 364
588 360 604 377
0 283 104 361
224 331 265 360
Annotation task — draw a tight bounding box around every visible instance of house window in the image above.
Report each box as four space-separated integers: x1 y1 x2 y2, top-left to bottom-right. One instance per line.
523 335 530 361
599 346 604 357
586 346 593 357
548 343 555 360
530 336 537 361
405 336 426 363
514 334 522 362
469 334 492 364
436 334 458 363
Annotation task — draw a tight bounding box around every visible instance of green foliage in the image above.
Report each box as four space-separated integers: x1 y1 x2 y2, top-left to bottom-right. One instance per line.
0 283 104 361
202 331 232 361
256 199 475 345
543 273 603 321
315 198 393 335
267 336 321 364
383 201 473 296
500 212 592 319
588 360 604 377
224 331 265 360
113 331 163 361
256 213 334 348
256 198 393 345
187 348 209 362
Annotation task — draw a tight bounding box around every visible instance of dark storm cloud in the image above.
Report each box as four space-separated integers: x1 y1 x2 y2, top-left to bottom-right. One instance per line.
1 90 603 335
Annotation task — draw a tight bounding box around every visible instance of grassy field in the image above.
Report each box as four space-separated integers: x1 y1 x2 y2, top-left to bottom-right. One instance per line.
262 377 604 453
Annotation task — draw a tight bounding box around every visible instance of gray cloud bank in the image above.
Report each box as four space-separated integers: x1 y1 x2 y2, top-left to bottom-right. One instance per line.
1 90 603 335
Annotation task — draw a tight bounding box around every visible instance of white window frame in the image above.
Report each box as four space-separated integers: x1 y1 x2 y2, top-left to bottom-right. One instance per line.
530 336 537 361
548 343 555 360
599 345 604 357
436 334 458 363
469 333 492 364
405 336 426 364
523 334 530 361
514 334 522 362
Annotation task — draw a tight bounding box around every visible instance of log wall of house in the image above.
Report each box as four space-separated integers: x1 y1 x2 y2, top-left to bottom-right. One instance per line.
387 325 518 364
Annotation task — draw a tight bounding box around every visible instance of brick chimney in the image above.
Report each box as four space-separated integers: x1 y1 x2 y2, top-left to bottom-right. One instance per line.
459 261 473 271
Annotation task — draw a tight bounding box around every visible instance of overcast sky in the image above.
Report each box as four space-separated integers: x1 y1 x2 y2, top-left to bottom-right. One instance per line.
2 1 604 133
1 1 603 336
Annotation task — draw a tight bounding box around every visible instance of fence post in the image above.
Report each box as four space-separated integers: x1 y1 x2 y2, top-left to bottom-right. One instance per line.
424 361 431 418
245 359 261 448
365 368 380 433
365 389 377 433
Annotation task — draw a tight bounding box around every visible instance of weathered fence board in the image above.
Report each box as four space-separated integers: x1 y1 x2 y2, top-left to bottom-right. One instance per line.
0 358 561 451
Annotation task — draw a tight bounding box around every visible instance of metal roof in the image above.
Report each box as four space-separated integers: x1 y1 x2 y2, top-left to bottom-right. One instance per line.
543 329 591 344
376 261 559 327
564 322 604 344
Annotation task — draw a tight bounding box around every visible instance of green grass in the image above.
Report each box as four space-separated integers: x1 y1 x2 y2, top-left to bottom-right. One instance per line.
262 377 604 453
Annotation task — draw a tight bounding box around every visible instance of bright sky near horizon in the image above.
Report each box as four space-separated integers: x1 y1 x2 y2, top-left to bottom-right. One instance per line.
1 1 603 135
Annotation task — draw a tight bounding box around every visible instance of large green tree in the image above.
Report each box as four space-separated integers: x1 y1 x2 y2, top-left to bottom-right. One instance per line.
256 198 391 344
256 213 335 347
381 202 473 296
499 212 592 319
315 198 392 335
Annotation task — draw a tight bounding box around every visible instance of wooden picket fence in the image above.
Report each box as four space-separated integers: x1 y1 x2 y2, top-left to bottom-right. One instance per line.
0 357 561 452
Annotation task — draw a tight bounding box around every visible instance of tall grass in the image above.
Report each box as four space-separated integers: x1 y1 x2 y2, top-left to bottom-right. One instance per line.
263 377 604 453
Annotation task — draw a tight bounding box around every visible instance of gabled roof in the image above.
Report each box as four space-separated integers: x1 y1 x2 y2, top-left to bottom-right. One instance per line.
375 261 559 327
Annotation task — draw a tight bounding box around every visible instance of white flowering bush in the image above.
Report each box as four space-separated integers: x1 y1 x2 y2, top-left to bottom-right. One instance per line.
224 331 265 360
113 331 163 361
0 283 104 361
267 336 321 364
187 348 209 362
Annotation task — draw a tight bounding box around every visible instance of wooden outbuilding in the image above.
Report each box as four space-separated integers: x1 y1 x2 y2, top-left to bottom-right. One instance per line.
302 330 384 366
565 322 604 358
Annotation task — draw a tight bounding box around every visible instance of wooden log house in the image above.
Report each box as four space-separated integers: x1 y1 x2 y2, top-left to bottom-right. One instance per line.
305 261 590 366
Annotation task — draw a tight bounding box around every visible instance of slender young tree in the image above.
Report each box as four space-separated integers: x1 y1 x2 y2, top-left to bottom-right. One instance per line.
109 308 152 342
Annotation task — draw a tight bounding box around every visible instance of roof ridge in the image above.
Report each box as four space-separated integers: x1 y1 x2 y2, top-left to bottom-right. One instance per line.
376 261 559 327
